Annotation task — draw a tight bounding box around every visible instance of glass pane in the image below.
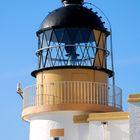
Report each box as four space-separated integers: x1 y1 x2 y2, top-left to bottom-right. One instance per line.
42 33 48 48
51 30 58 43
67 28 78 44
45 29 53 43
62 29 71 44
93 29 103 47
38 33 44 49
54 28 64 43
88 32 94 42
38 36 41 49
80 28 91 42
75 30 83 43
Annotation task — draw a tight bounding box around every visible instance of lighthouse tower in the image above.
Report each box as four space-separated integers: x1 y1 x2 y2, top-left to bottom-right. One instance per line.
21 0 123 140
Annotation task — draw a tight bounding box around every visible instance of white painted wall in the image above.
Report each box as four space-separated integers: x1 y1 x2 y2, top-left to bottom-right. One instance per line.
29 112 89 140
89 120 129 140
29 111 129 140
129 102 140 140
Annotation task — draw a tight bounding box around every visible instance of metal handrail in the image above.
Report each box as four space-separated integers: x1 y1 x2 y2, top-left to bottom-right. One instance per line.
23 81 122 109
36 44 110 57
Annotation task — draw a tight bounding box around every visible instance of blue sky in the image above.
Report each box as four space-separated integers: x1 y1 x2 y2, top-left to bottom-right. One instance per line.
0 0 140 139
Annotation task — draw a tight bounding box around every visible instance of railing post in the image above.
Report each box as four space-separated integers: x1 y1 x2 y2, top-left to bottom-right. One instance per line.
93 82 95 104
80 82 83 103
84 82 86 104
90 82 92 104
77 82 79 104
67 81 68 103
60 82 63 104
22 91 25 108
75 81 77 103
113 84 116 107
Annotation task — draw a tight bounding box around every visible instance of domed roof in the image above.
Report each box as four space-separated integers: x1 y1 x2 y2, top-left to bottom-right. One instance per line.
38 5 106 33
62 0 84 5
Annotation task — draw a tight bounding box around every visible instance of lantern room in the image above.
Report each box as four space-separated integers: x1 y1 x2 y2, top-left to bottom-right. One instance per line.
33 0 111 76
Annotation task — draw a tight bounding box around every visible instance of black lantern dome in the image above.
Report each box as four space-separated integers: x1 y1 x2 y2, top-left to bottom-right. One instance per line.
38 2 106 33
32 0 112 77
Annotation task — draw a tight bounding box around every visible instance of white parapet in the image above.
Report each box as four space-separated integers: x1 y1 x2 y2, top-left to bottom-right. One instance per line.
128 94 140 140
29 111 89 140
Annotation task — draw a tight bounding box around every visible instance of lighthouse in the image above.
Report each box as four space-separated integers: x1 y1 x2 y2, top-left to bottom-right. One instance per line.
19 0 127 140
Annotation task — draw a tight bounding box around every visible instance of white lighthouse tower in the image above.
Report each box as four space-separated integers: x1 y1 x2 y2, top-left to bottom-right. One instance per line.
19 0 125 140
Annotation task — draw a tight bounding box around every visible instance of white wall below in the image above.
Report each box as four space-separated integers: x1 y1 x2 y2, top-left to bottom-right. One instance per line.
29 111 129 140
29 112 89 140
129 102 140 140
89 120 129 140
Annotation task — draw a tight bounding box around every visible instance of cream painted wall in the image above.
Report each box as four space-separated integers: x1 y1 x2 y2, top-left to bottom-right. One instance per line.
36 69 109 85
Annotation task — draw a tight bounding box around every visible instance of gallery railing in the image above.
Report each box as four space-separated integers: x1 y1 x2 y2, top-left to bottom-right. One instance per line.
23 81 122 109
